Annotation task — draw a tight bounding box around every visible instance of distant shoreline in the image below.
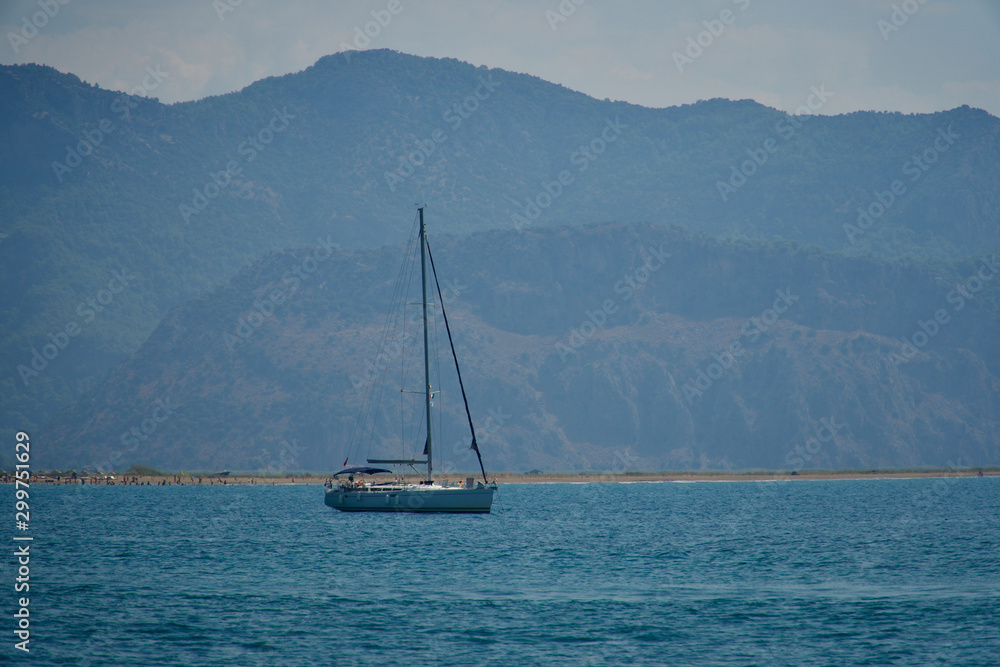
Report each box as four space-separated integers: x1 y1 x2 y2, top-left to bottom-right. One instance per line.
10 467 998 486
491 468 999 484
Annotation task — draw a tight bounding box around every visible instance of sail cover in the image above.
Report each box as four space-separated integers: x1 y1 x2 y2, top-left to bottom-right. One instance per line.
333 466 392 477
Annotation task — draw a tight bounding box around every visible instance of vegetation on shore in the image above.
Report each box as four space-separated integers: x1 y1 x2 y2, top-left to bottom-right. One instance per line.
12 467 998 486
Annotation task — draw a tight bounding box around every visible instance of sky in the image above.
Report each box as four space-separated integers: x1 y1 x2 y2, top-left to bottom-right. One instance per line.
1 0 999 117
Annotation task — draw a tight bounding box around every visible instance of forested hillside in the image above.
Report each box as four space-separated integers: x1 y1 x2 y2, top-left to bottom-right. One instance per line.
39 223 1000 473
3 50 999 468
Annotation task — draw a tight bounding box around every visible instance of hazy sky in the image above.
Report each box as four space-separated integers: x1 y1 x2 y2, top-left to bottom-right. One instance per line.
2 0 998 116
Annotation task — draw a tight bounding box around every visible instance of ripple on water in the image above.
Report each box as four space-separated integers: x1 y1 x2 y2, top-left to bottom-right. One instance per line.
11 478 1000 666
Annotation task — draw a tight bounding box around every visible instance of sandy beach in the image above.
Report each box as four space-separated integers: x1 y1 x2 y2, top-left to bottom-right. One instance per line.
490 468 1000 484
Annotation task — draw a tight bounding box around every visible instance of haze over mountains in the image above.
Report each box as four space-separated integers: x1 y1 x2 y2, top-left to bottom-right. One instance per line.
2 50 998 472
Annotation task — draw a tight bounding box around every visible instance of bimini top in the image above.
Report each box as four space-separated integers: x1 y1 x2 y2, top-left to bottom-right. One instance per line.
333 466 392 477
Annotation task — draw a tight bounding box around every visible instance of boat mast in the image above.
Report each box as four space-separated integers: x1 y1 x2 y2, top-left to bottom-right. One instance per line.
419 206 433 483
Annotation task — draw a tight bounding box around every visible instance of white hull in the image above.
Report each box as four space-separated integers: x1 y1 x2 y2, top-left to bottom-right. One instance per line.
325 484 495 513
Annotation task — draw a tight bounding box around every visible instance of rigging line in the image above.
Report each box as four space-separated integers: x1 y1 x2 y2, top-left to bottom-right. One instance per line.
403 228 428 461
366 215 421 459
357 292 398 459
399 333 403 457
432 302 444 476
348 213 419 464
405 355 422 463
399 226 419 458
345 289 393 465
406 383 422 460
424 238 490 485
390 212 423 460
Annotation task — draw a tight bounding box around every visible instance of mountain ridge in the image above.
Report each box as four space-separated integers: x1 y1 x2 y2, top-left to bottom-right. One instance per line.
2 49 999 466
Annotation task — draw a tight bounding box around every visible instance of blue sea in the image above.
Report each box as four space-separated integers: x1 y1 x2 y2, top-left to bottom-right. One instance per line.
4 477 999 665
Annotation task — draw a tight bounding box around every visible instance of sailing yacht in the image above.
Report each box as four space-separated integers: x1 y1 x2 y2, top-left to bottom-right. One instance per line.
324 207 497 513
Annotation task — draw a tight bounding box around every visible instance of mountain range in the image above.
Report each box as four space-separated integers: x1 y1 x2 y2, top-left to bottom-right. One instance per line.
2 49 998 472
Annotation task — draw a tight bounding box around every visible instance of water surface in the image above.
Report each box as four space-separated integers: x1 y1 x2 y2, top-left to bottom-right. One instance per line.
5 477 999 665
